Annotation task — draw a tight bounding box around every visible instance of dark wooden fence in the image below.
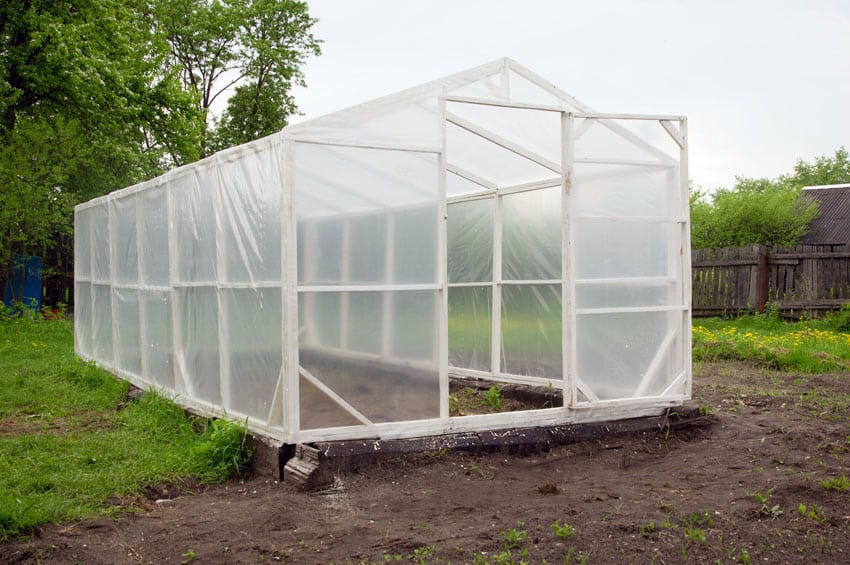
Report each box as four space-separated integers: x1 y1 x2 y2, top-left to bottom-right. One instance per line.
692 244 850 318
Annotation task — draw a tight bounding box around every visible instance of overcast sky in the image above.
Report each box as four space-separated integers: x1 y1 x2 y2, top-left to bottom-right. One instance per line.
288 0 850 192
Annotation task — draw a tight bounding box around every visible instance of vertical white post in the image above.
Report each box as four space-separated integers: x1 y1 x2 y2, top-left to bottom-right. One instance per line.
679 118 692 398
339 218 351 350
381 213 396 357
108 199 118 369
214 157 231 411
167 177 190 397
561 112 575 407
491 195 503 376
136 192 148 383
438 94 449 420
281 138 301 440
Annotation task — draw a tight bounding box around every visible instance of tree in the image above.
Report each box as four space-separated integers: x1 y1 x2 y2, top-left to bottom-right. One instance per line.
0 0 201 301
686 149 850 249
156 0 321 156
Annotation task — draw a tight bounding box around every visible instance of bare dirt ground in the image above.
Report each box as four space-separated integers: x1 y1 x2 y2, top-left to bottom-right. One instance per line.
2 361 849 564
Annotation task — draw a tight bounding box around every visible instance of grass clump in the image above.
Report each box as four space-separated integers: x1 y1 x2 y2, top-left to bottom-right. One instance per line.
692 313 850 373
0 317 251 540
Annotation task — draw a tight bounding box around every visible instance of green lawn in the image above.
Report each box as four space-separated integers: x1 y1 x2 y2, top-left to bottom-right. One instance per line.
0 316 249 541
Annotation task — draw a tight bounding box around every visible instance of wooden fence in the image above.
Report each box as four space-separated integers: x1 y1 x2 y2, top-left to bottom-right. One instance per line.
692 244 850 318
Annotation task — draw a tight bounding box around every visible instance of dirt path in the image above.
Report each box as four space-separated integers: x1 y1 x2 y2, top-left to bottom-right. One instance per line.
3 361 849 564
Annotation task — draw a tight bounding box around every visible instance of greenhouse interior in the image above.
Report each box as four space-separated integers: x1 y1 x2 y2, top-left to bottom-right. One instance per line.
74 58 692 444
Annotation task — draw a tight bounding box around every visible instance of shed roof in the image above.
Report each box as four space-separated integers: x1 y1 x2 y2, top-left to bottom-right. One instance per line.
801 184 850 246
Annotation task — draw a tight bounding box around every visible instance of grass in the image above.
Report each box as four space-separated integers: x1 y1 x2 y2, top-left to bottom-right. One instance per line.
692 309 850 373
0 315 251 540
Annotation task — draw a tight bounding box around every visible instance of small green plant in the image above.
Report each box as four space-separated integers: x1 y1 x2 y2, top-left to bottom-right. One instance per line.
501 527 528 549
191 417 253 481
550 519 577 538
821 475 850 491
749 486 782 517
698 404 712 416
739 547 751 565
682 512 713 543
640 521 656 536
449 393 459 413
798 503 826 522
181 549 197 564
482 384 503 411
410 545 434 564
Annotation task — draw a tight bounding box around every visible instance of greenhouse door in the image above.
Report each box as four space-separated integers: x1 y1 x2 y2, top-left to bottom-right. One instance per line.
444 99 567 395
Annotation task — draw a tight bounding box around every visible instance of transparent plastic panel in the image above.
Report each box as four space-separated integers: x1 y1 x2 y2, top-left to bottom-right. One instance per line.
298 291 341 349
573 163 676 218
447 71 504 100
503 187 561 281
294 98 441 149
447 102 561 167
574 118 679 164
294 144 439 285
175 287 220 405
446 122 556 189
297 219 342 285
448 286 491 372
92 203 111 282
293 143 438 221
393 206 438 284
576 282 676 309
91 283 113 362
75 281 92 356
448 199 493 284
507 69 563 107
574 220 673 279
112 195 138 284
223 288 282 420
576 311 682 400
299 374 362 431
139 186 170 286
501 284 562 378
140 290 174 390
114 288 141 376
218 145 282 283
347 214 387 284
74 208 92 279
446 170 491 197
298 290 440 424
390 291 438 363
173 165 218 283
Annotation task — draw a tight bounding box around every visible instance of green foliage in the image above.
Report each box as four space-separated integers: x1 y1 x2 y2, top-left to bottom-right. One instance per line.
0 317 253 540
156 0 321 156
481 384 503 411
820 475 849 492
550 519 577 538
692 316 850 373
500 527 528 549
690 148 850 249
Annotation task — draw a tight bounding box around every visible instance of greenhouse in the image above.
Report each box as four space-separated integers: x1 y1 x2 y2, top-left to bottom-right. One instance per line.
74 58 692 445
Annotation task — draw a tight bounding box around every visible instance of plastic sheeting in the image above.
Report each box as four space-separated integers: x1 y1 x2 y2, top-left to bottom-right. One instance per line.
75 58 690 443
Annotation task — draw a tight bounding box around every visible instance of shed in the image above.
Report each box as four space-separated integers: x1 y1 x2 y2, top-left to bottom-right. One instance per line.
74 58 692 445
801 184 850 248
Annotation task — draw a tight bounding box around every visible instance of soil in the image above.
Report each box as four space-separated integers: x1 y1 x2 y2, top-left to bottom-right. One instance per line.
3 361 850 564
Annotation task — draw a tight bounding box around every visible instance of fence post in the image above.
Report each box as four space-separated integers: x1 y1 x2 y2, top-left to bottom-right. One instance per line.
757 244 768 313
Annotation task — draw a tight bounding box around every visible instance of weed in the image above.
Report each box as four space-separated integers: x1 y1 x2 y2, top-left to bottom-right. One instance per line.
550 519 577 538
820 475 850 491
640 521 656 536
181 549 197 564
482 384 503 411
749 486 782 517
798 503 826 522
501 527 528 549
739 548 751 565
410 545 435 564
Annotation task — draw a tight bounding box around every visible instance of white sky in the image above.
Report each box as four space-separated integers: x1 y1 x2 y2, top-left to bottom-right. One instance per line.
288 0 850 192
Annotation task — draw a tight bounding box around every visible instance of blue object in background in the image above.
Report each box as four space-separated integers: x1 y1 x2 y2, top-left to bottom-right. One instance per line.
4 255 43 312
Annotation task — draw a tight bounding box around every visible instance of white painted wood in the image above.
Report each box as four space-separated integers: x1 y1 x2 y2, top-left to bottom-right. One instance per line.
659 120 684 149
491 194 503 375
498 177 562 195
575 157 676 168
281 138 300 439
576 305 688 315
659 370 688 398
445 95 565 113
501 278 562 286
575 377 600 403
575 112 686 122
298 283 442 293
165 164 191 398
381 214 396 358
286 136 442 154
576 276 676 286
562 112 578 408
574 215 687 223
446 163 499 190
438 97 450 421
679 118 693 400
505 59 591 111
446 112 562 173
449 367 563 389
213 156 232 412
